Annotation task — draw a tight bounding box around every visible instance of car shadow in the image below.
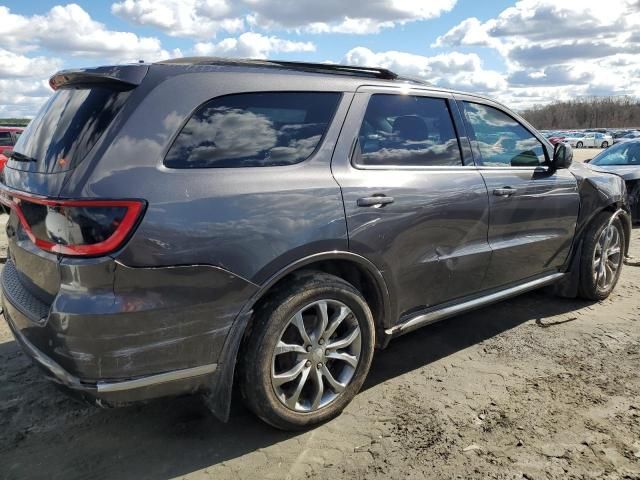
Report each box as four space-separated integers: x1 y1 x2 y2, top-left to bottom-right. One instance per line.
0 289 595 480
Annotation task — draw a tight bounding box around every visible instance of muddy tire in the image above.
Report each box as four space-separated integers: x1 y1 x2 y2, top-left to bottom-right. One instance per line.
578 211 625 300
239 271 375 430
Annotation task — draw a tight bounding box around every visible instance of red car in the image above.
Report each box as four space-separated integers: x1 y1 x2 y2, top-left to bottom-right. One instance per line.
0 126 24 157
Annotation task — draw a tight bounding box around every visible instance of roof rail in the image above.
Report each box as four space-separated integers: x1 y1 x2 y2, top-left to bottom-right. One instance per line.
156 57 399 80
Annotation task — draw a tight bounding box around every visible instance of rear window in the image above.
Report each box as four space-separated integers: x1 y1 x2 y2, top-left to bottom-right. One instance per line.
10 87 130 173
164 92 341 168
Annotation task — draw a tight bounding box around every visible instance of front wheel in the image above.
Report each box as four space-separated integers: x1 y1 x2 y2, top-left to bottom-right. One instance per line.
579 212 625 300
576 141 584 148
240 271 375 430
601 141 609 148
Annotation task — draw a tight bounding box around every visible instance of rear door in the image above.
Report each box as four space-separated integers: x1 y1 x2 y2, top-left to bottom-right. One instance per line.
456 96 579 289
332 87 491 321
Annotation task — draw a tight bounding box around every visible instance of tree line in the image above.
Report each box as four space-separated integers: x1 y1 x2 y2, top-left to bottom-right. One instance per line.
520 96 640 130
0 118 30 127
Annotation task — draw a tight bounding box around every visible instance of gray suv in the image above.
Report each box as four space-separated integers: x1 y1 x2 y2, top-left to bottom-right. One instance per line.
0 58 631 430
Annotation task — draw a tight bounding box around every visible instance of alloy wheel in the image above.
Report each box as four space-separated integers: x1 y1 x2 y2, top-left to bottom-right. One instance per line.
271 299 362 412
593 223 622 291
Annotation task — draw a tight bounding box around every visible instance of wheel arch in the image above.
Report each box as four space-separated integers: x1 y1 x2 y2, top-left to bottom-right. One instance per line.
244 252 393 337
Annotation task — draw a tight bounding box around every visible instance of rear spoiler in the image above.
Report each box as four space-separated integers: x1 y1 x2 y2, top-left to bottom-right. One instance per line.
49 64 149 91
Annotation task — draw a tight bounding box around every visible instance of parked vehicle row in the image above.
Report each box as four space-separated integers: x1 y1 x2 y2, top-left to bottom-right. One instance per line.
0 58 632 430
541 128 640 149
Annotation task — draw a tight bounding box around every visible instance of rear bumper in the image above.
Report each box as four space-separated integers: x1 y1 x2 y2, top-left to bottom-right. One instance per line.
1 256 257 405
3 305 217 405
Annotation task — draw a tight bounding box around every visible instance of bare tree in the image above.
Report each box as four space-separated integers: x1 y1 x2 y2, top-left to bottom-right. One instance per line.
520 96 640 130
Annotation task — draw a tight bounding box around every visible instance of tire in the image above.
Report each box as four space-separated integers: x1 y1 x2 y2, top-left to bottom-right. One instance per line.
629 182 640 224
576 141 583 148
240 271 375 430
578 211 625 301
601 141 609 148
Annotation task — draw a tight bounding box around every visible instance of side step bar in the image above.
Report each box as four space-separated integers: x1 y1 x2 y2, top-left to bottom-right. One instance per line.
385 272 565 338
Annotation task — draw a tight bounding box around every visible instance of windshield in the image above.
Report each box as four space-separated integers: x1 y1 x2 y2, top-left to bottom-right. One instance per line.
591 141 640 166
10 87 130 173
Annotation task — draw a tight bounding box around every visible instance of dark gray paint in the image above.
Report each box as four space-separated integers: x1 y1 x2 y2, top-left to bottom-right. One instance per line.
0 61 632 419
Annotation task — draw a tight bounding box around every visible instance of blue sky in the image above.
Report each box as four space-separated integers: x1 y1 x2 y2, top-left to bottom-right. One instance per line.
1 0 638 116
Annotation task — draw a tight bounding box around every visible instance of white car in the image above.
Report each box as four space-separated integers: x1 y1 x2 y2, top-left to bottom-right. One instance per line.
565 132 613 148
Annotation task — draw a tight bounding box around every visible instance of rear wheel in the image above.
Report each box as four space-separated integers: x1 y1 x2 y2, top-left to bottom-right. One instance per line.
576 141 584 148
579 212 625 300
240 271 375 430
601 141 609 148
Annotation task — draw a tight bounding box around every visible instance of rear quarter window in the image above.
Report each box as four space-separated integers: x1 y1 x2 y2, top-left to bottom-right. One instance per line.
164 92 341 168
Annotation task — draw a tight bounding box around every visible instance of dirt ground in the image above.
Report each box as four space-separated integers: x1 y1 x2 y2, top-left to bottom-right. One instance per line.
2 153 640 479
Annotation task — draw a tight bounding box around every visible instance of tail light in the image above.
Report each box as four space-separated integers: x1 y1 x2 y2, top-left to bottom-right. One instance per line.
0 186 145 256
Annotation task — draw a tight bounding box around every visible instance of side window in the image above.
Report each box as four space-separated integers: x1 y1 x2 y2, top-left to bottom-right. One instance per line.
462 102 546 167
354 94 463 167
165 92 341 168
0 132 13 146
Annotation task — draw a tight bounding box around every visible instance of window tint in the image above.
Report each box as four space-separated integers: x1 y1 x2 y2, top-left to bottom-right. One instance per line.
12 87 130 173
354 94 462 167
165 92 341 168
462 102 546 167
0 132 12 146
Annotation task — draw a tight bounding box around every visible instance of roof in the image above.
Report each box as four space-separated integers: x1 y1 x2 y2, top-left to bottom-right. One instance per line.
0 127 23 132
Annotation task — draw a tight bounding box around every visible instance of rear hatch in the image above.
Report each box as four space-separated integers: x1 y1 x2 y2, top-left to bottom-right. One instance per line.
1 64 148 307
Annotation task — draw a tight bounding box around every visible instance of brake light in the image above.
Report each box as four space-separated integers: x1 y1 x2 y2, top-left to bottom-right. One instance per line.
0 186 145 256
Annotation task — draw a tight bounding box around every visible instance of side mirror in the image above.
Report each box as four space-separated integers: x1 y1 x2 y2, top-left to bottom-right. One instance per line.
552 142 573 169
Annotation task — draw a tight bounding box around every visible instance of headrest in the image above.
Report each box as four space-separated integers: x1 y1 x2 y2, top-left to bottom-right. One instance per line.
392 115 429 141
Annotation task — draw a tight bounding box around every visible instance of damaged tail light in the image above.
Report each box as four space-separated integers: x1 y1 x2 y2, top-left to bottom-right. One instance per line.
0 186 145 256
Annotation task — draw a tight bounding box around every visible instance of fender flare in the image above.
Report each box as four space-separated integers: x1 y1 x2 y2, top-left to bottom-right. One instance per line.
203 250 393 422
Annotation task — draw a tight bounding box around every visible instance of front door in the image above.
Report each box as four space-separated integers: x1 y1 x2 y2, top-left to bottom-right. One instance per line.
332 88 492 321
457 97 580 290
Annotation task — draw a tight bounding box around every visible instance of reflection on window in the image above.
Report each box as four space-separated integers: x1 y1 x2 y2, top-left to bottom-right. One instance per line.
355 94 462 167
165 92 341 168
12 87 130 172
463 102 545 167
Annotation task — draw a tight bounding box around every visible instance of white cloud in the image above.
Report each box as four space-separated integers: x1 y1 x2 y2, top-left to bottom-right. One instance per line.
0 4 170 61
0 79 53 117
112 0 244 39
431 0 640 102
343 47 507 93
0 49 63 78
113 0 458 36
193 32 315 59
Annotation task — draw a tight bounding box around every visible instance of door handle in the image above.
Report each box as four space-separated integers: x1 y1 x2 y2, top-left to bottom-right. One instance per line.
493 187 517 197
357 195 395 207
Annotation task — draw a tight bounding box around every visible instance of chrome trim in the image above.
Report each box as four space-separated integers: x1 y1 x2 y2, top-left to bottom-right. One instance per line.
97 364 217 393
386 272 565 336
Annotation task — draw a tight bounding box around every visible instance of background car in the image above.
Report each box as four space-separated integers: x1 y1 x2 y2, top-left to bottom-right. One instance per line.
0 127 23 156
613 131 640 144
586 139 640 222
564 131 612 148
